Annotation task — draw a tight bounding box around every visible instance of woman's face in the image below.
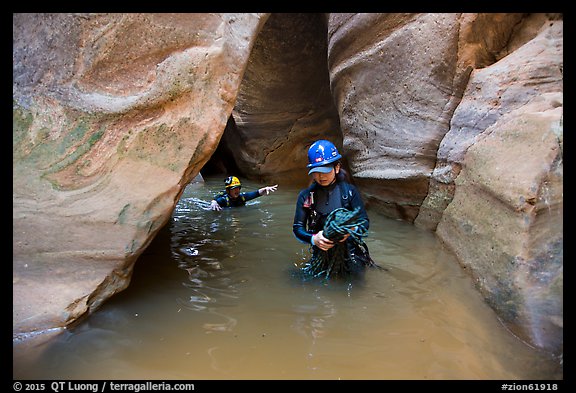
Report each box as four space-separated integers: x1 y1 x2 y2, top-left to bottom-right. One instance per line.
312 164 340 187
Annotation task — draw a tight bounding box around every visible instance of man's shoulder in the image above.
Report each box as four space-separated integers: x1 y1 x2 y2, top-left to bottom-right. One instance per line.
214 192 228 201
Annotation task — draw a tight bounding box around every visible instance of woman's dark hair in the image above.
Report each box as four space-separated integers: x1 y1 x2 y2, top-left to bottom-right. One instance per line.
307 161 353 186
336 161 354 184
336 162 352 183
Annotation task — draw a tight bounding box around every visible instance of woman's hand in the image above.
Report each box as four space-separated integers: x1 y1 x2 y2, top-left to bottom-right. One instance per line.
210 200 222 211
312 230 335 251
339 234 350 242
338 227 356 242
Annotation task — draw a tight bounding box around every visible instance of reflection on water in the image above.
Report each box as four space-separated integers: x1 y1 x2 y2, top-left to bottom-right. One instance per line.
13 177 562 380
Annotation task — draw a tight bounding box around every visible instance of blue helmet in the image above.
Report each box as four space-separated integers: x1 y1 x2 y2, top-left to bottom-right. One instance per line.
307 140 342 168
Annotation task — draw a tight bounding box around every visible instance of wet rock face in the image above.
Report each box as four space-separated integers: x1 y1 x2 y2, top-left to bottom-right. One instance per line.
13 12 269 337
221 13 342 185
429 17 563 355
13 13 562 355
325 13 562 354
326 13 463 221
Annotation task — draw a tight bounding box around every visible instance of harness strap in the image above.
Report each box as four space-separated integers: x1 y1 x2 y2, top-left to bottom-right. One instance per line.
223 194 246 207
307 181 352 211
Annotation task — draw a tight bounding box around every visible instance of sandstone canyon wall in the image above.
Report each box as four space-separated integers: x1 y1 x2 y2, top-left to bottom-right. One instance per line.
13 12 269 338
325 13 562 355
13 13 562 356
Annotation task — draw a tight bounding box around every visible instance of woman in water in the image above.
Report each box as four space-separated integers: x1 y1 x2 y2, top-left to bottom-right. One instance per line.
292 140 375 278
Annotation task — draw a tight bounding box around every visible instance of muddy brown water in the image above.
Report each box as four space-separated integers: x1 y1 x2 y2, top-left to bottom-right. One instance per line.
13 177 562 380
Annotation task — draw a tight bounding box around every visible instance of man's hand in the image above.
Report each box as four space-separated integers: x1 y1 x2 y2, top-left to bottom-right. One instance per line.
312 230 335 251
259 184 278 195
210 200 222 211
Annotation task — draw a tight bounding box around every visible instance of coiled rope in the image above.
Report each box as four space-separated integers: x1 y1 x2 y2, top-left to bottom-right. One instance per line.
302 207 380 279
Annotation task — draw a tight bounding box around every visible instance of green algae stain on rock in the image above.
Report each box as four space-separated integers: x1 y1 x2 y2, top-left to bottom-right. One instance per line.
116 203 131 225
14 102 111 191
43 126 105 176
126 120 190 172
117 129 134 157
13 102 104 173
31 119 88 169
13 105 33 153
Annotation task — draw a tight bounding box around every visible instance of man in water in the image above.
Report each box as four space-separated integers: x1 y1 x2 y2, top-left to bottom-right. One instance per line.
210 176 278 211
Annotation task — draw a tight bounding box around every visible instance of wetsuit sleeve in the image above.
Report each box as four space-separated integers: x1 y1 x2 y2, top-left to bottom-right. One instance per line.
214 195 227 207
241 190 261 202
348 183 370 234
293 189 313 244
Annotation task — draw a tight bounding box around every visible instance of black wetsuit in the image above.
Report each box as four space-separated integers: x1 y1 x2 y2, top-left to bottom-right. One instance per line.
293 180 369 247
293 180 374 276
214 190 261 208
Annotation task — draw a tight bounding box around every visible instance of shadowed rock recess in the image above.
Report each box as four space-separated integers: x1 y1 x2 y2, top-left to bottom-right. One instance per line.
13 13 562 357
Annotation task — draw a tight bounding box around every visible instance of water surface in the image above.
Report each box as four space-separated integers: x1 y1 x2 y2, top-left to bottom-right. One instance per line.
13 177 562 380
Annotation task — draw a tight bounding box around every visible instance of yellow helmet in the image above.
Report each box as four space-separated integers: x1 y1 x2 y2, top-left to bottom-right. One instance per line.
225 176 241 189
